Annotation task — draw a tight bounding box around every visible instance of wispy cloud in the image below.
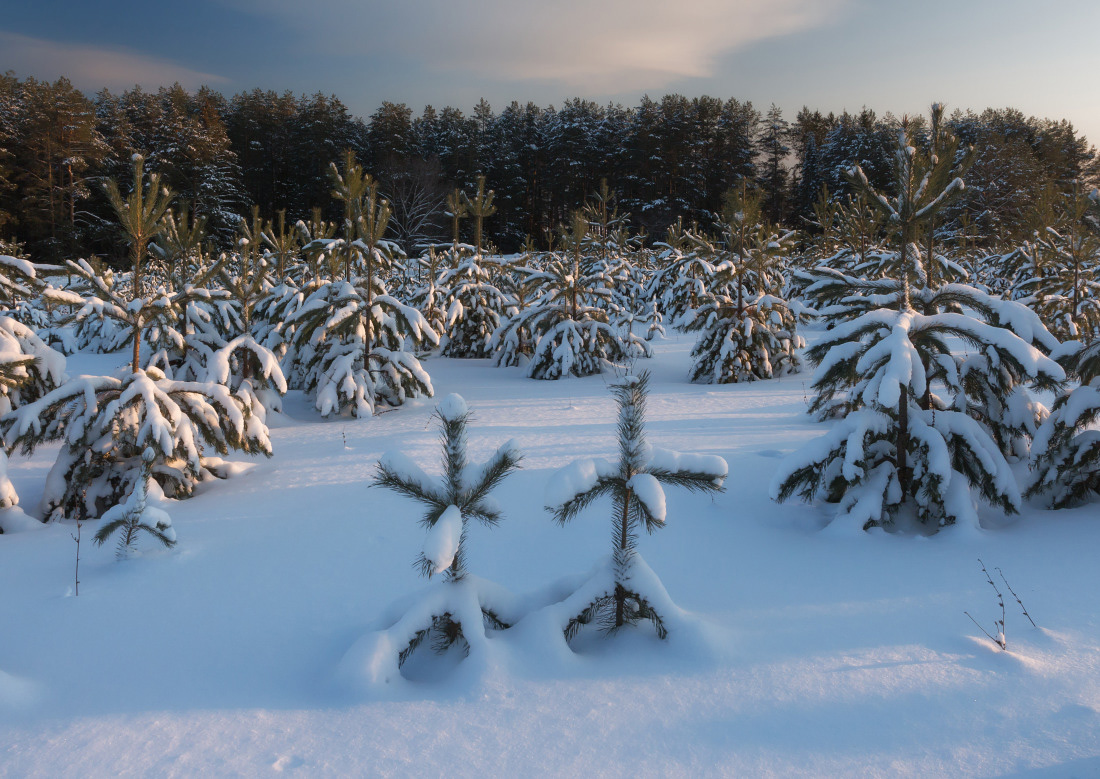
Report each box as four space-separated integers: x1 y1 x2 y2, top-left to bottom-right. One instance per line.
0 31 227 91
224 0 845 93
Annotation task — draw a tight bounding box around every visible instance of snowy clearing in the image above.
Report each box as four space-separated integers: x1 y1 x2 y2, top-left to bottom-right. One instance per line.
2 336 1099 777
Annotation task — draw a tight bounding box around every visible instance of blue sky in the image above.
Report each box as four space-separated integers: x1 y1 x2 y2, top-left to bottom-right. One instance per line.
3 0 1098 145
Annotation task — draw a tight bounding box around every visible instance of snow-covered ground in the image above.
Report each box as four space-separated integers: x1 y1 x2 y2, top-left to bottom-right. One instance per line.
2 336 1099 777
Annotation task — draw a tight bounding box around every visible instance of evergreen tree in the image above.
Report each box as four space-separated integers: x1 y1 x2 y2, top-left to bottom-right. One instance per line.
103 153 175 372
772 114 1065 532
366 394 522 670
756 104 791 225
438 252 510 359
1014 181 1100 341
93 447 176 559
492 212 650 378
464 175 496 256
545 372 726 641
686 185 803 384
1027 340 1100 508
3 157 273 520
12 77 107 261
288 152 437 417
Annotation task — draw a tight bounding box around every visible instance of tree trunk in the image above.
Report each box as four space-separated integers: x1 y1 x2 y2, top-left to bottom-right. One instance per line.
132 322 141 375
615 488 632 628
131 237 145 374
897 386 910 498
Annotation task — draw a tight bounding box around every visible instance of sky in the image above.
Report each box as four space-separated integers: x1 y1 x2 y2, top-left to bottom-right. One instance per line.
2 0 1099 145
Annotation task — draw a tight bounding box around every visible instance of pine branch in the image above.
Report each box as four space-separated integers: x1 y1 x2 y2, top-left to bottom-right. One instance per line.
546 478 618 525
371 463 443 507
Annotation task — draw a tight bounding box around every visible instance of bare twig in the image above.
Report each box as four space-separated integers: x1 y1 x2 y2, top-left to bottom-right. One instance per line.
71 520 82 597
966 558 1006 650
997 567 1037 628
964 610 1005 650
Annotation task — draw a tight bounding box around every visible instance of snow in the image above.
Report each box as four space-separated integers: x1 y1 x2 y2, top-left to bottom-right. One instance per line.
627 472 665 523
422 505 462 575
647 445 728 482
437 393 468 422
2 340 1100 776
544 456 616 509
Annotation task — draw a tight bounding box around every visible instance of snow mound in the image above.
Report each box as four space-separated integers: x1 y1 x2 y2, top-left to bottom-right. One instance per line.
437 394 468 421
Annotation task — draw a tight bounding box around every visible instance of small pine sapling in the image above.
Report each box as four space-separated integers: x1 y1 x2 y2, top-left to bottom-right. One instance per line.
363 394 522 673
93 448 176 560
544 372 727 642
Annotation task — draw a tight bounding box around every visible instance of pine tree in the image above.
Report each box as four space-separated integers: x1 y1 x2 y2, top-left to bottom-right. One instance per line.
756 104 791 225
93 447 176 559
771 306 1061 532
438 252 510 359
1014 181 1100 341
686 185 803 384
545 372 726 641
464 175 496 256
2 158 273 520
1027 340 1100 507
492 212 650 378
365 394 522 670
772 113 1065 532
289 152 437 417
644 218 717 327
152 202 208 292
103 153 175 373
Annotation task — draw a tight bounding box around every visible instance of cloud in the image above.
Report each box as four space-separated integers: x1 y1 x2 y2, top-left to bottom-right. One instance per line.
0 31 227 92
224 0 846 93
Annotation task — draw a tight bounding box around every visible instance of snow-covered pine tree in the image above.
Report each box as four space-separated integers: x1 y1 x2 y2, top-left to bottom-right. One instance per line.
407 245 449 339
104 154 175 373
288 152 438 417
1027 339 1100 507
93 447 176 559
151 202 208 293
0 315 67 415
211 209 288 419
490 245 543 367
1 156 274 520
493 212 650 379
686 183 803 384
544 372 726 641
438 250 509 358
797 111 1061 460
367 394 522 669
579 182 658 340
4 357 275 520
1013 181 1100 342
771 307 1061 532
644 218 719 328
0 253 69 331
252 210 328 388
771 114 1064 533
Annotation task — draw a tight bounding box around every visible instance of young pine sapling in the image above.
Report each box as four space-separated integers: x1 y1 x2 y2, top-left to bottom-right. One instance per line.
367 394 522 670
93 447 177 560
545 371 727 642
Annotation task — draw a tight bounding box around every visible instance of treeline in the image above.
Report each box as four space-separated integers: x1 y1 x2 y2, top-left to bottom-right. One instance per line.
0 72 1096 263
